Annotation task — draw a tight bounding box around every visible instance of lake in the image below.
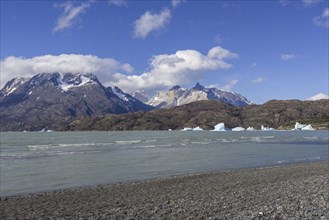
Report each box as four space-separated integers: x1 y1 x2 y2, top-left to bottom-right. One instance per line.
1 131 328 196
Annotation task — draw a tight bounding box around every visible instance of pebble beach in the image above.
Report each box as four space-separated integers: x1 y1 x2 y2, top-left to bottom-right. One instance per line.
1 161 328 219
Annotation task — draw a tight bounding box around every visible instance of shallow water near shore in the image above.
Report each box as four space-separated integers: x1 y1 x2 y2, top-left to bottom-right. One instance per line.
1 130 328 196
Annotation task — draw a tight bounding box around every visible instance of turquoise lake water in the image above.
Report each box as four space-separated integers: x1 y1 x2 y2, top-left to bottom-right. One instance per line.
1 131 328 196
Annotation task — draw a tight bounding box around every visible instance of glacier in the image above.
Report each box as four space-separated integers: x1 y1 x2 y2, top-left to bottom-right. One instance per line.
181 127 193 131
232 127 246 131
294 122 315 131
261 125 275 131
192 126 204 131
246 127 255 131
212 123 226 131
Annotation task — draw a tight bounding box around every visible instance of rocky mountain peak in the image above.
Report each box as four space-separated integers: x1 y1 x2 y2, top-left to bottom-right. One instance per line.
60 73 100 91
1 77 29 96
28 73 61 87
131 90 149 103
0 72 155 131
146 83 251 108
169 85 182 91
192 82 205 91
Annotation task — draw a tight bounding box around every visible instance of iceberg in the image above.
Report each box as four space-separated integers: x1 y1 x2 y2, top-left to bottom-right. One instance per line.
192 126 204 131
232 127 245 131
181 127 193 131
261 125 275 131
294 122 315 131
246 127 255 131
212 123 226 131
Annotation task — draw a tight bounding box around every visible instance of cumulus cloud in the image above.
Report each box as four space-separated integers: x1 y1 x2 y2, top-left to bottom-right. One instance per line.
251 77 267 83
280 53 296 61
110 46 238 93
108 0 127 7
221 80 238 92
1 46 237 93
313 8 329 28
53 0 93 33
0 54 133 88
133 8 171 39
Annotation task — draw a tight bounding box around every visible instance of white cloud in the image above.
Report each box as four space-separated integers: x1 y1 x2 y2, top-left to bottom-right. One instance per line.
133 8 171 39
1 46 237 93
53 1 92 33
251 77 267 83
111 46 238 93
278 0 291 7
222 2 237 9
0 54 133 88
172 0 184 8
323 8 329 17
221 80 238 92
108 0 127 7
280 53 296 61
206 84 220 88
303 0 323 6
313 8 329 28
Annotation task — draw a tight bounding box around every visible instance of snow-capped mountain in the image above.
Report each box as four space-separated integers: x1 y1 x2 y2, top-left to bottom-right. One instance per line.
0 73 154 131
131 89 149 103
307 93 329 101
0 77 29 96
147 83 251 108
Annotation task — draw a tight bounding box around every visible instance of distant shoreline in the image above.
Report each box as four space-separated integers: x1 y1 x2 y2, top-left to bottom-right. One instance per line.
2 129 329 133
1 161 328 219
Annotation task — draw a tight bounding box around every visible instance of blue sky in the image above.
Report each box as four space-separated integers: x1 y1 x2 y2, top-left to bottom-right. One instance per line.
1 0 328 103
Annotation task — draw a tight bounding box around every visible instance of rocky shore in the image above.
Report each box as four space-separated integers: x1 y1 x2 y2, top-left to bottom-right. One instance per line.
1 161 328 219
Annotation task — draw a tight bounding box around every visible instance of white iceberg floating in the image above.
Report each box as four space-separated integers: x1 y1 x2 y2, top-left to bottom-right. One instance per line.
232 127 245 131
168 129 173 131
246 127 255 131
192 126 204 131
181 127 193 131
261 125 275 131
294 122 315 131
39 128 53 132
212 123 227 131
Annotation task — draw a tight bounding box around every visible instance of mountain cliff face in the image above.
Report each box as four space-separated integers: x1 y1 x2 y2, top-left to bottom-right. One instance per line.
147 83 251 108
131 90 149 103
0 73 154 131
63 99 329 131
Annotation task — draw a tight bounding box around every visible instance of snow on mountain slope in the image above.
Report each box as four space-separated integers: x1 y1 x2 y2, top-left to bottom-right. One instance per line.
60 73 98 91
131 90 149 103
147 83 251 108
1 77 29 96
0 72 154 119
307 93 329 101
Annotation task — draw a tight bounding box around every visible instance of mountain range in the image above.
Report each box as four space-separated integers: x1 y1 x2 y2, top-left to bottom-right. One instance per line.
136 83 251 108
1 72 328 131
0 73 153 131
